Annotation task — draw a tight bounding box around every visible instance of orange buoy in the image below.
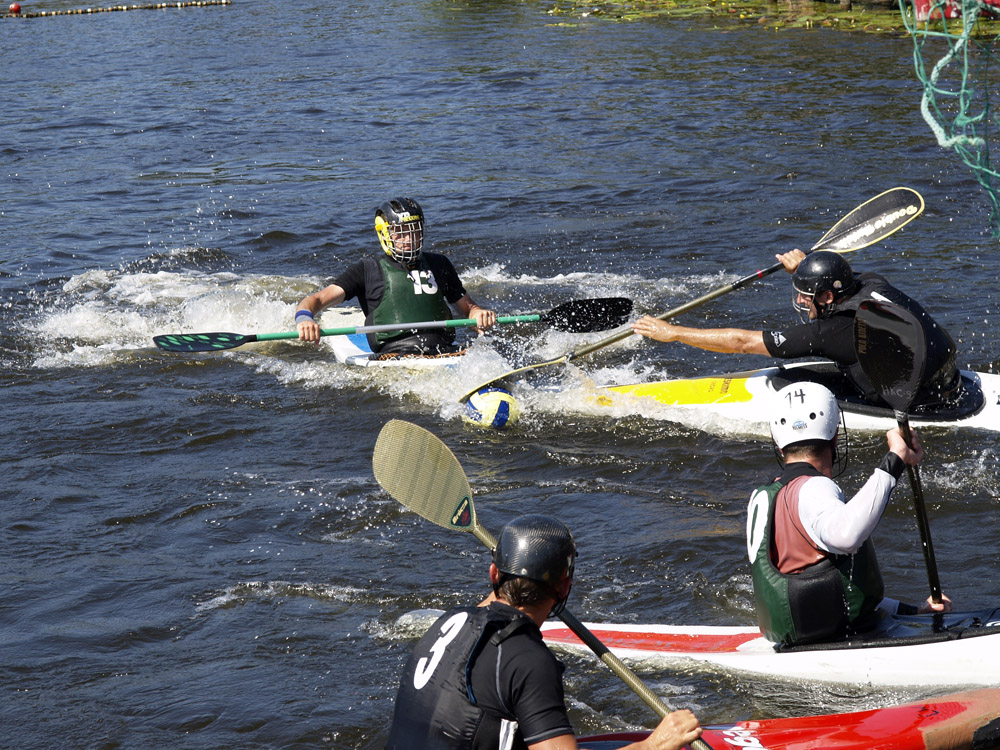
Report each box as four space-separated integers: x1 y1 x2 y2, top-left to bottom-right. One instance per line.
9 2 22 13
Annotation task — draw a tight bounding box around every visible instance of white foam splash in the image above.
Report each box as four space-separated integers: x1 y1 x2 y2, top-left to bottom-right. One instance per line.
194 580 367 612
26 264 755 433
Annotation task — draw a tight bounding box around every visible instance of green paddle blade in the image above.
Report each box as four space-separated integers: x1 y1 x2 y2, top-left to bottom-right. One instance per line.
153 332 257 352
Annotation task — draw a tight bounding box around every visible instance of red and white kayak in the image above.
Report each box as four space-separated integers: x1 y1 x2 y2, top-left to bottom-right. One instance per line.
541 607 1000 689
577 688 1000 750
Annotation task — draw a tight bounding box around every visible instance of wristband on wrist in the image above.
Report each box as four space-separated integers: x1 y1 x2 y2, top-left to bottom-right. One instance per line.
878 451 905 480
295 310 315 324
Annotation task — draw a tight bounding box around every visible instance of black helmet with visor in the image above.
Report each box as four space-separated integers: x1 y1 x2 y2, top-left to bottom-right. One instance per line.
792 251 857 320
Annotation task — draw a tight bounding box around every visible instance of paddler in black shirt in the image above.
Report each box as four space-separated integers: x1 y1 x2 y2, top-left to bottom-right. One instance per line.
385 514 703 750
631 250 960 410
295 197 496 356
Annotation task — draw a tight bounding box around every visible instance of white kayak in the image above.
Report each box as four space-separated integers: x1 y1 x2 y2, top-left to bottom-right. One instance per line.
594 360 1000 434
540 606 1000 688
329 332 466 370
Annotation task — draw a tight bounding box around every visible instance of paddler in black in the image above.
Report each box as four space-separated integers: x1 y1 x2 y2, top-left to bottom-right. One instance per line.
385 514 703 750
295 197 496 356
747 382 952 648
631 250 961 410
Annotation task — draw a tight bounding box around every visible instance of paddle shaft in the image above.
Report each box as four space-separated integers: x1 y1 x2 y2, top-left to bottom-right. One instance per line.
468 525 702 734
566 260 790 363
373 420 708 747
895 410 943 603
257 314 544 343
458 188 925 402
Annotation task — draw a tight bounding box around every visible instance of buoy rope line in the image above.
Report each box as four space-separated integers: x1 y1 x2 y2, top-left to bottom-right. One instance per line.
4 0 230 18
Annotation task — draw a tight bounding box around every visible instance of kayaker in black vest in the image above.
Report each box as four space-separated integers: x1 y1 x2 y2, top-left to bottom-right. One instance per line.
385 514 703 750
747 381 952 648
295 197 496 357
631 250 961 410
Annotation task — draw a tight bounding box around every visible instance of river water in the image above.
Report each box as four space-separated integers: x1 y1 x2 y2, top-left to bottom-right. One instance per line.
3 0 999 747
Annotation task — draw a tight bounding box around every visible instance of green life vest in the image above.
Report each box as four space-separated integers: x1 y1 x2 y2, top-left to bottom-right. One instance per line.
746 475 885 646
371 256 452 346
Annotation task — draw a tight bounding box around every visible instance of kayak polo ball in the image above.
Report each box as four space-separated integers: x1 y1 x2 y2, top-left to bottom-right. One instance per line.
463 387 520 430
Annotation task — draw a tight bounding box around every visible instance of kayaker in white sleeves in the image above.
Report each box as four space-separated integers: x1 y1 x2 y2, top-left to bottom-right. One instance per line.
746 382 952 648
788 451 902 560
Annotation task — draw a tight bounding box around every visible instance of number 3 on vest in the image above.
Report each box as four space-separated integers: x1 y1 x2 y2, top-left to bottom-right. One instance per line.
413 612 468 690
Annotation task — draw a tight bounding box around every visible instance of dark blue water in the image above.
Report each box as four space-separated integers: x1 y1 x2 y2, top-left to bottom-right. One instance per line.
3 1 999 747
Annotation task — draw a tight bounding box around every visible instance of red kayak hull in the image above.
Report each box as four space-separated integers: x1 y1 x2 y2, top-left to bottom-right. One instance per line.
578 689 1000 750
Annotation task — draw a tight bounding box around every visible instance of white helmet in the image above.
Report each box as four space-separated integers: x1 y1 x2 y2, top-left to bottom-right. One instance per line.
770 382 840 450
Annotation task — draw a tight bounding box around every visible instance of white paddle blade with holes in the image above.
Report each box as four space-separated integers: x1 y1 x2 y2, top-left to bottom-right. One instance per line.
811 186 924 253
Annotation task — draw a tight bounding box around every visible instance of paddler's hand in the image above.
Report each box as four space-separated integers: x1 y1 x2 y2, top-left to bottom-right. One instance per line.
776 248 806 273
632 709 702 750
468 305 496 333
631 315 680 343
917 594 951 615
296 314 322 346
886 426 923 466
918 593 953 614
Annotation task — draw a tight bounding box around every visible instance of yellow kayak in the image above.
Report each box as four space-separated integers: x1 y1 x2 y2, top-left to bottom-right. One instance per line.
595 360 1000 433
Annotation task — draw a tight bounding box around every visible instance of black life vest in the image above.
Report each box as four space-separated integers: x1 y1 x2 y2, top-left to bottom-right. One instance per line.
835 273 958 406
385 605 534 750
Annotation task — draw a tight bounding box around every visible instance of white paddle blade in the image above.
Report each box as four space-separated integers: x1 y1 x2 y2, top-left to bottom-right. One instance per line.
373 420 478 534
812 186 924 253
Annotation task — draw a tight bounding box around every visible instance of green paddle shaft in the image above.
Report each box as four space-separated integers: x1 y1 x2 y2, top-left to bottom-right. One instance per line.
154 297 633 353
261 314 543 342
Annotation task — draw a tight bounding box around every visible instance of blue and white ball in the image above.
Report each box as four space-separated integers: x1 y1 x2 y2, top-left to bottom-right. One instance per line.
463 387 520 430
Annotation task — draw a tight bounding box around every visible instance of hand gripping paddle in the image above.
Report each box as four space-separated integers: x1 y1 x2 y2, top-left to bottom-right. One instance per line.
153 297 632 353
854 300 942 604
458 187 925 403
373 419 711 749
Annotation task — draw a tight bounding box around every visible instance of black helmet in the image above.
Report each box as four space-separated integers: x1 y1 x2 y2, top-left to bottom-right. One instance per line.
375 197 424 266
494 514 576 614
792 251 857 319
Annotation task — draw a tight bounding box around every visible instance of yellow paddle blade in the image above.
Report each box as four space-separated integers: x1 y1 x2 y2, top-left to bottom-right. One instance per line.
373 419 479 536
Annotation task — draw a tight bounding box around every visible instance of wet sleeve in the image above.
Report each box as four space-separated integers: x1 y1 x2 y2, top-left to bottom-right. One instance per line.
762 323 827 358
762 316 856 362
332 260 367 303
428 255 468 304
500 639 574 745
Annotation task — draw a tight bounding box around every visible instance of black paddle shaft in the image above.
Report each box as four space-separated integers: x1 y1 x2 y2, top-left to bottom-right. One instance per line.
854 300 943 603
